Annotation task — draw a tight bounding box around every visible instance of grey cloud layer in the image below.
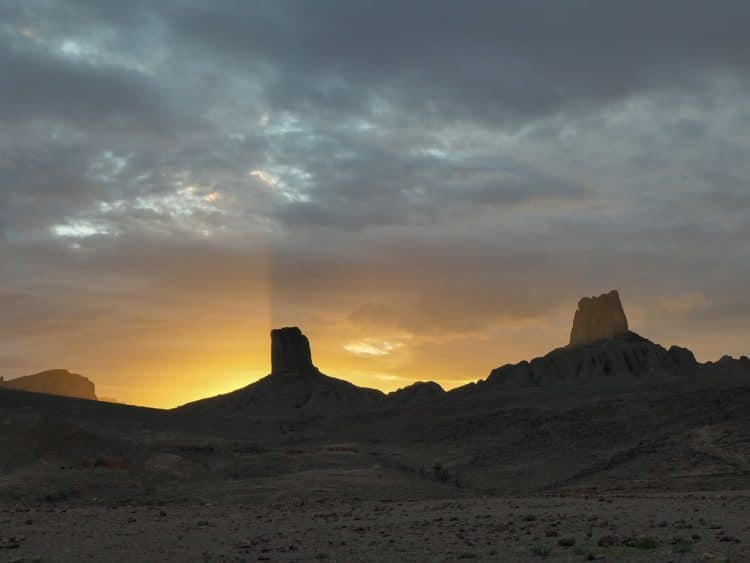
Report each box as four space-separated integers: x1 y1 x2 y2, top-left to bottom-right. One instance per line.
2 0 750 389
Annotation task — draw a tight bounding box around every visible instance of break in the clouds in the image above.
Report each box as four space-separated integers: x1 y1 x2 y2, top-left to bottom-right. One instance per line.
2 1 750 407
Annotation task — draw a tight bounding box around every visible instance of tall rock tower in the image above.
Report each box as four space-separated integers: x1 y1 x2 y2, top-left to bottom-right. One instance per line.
270 326 316 375
569 290 629 347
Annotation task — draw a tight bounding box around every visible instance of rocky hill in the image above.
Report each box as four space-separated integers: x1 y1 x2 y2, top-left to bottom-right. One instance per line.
178 327 386 417
485 331 700 387
386 381 445 407
479 290 750 389
0 369 97 401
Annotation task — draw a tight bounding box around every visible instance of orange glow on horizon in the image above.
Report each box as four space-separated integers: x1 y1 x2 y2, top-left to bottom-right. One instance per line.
10 295 742 410
86 316 572 409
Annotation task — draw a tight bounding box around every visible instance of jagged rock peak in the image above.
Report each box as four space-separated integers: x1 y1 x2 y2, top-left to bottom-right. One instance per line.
270 326 315 375
486 332 700 388
569 290 629 347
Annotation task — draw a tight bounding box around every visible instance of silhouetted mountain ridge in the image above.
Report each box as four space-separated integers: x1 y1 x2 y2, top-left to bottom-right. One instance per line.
7 291 746 414
179 292 749 416
483 331 699 387
179 367 385 417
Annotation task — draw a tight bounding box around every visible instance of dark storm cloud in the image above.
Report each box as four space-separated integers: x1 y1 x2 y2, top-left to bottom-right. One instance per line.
0 31 173 134
1 140 99 234
160 0 750 123
273 138 588 229
13 1 750 127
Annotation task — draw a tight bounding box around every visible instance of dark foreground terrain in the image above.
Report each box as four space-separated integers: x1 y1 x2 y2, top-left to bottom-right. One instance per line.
1 370 749 561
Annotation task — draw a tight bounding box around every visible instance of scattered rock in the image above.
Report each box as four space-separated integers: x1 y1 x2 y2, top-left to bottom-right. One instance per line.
0 536 24 549
702 554 730 562
671 535 693 544
597 534 619 547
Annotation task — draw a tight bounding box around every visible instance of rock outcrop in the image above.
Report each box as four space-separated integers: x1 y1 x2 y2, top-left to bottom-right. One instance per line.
387 381 445 407
706 354 750 377
484 290 703 387
0 369 97 400
180 327 386 417
486 332 700 387
569 290 629 347
271 326 315 375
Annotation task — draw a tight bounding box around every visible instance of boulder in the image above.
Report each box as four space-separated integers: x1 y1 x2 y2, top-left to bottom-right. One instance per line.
569 290 629 347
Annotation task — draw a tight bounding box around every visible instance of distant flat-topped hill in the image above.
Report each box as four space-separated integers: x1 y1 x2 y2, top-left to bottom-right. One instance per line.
0 369 97 401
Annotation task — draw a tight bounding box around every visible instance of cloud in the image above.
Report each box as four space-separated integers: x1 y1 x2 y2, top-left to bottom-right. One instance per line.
2 1 750 405
157 1 750 124
344 338 404 357
0 27 174 134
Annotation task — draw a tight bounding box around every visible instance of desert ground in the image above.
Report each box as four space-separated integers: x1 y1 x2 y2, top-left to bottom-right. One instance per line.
2 367 750 562
1 494 749 562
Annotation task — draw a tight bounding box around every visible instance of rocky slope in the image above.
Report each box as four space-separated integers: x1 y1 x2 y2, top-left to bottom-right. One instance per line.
485 331 700 387
179 368 386 417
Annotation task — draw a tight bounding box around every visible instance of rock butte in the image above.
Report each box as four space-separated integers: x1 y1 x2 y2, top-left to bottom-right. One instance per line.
271 326 315 375
569 289 629 347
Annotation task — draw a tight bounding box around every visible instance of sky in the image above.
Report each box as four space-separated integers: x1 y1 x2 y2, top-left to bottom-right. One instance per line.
2 1 750 408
